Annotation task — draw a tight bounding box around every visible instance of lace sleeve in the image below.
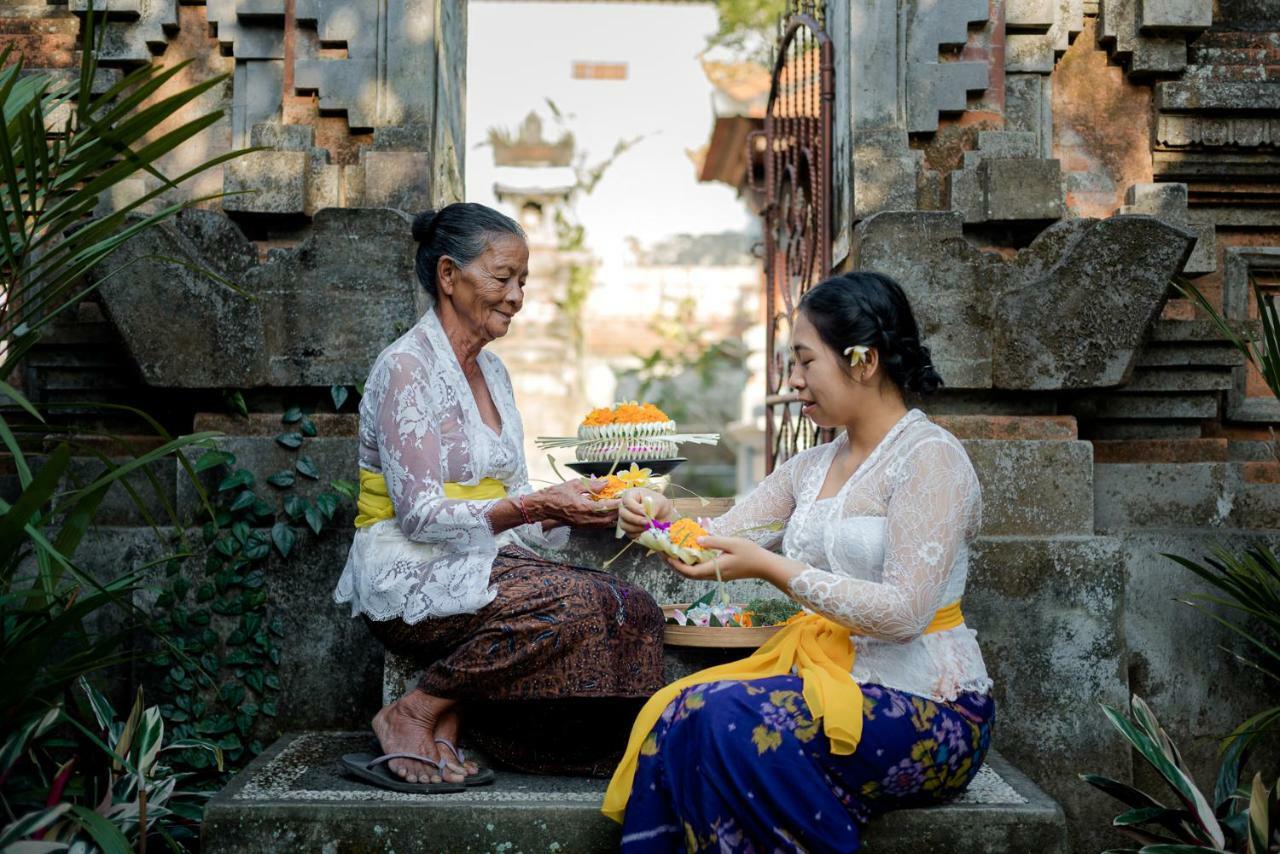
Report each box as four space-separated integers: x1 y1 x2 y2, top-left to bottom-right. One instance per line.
705 451 805 549
376 352 501 545
787 437 980 642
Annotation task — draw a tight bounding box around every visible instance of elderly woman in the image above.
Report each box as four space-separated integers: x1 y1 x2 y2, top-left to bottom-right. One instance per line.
335 203 665 792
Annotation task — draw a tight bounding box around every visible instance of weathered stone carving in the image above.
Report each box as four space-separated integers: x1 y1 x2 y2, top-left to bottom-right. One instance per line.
294 0 435 130
1096 0 1211 76
948 131 1066 223
93 208 425 388
1223 248 1280 423
852 211 1196 390
1118 182 1214 273
67 0 177 65
904 0 990 133
206 0 284 60
1152 31 1280 192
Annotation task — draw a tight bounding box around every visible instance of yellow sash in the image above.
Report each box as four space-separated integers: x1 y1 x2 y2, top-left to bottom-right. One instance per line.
353 468 508 528
601 599 966 822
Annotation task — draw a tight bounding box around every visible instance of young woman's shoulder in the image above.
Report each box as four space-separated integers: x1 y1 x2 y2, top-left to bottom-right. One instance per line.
897 415 978 480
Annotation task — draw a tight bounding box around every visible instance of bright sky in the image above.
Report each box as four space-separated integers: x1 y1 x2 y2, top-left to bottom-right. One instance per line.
465 1 753 273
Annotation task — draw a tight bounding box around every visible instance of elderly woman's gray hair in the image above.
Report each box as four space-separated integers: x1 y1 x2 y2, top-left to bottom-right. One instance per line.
412 203 526 300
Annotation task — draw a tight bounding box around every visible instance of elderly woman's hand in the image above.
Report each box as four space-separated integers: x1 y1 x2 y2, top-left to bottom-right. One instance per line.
618 488 676 538
529 478 619 529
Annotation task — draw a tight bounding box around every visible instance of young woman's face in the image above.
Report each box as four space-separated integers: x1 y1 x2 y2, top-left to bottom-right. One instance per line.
788 311 861 429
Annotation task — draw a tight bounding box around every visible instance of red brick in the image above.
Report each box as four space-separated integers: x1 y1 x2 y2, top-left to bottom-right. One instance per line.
0 19 79 36
1092 438 1229 464
1243 462 1280 484
932 415 1079 441
0 33 77 67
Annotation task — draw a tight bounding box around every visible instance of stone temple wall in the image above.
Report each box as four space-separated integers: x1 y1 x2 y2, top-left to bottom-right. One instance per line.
1 1 1278 852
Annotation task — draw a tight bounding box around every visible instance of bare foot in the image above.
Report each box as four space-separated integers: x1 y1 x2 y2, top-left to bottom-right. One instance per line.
370 689 466 784
434 708 480 778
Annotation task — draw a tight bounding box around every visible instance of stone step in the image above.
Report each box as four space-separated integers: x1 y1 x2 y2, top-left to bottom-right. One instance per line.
1191 30 1280 54
1122 366 1233 392
202 732 1067 853
1189 46 1273 66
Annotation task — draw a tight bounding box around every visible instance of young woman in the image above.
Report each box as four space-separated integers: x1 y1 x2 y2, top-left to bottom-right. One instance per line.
605 271 993 852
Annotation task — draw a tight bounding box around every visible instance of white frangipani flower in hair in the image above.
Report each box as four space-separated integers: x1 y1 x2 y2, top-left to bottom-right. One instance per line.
843 345 869 367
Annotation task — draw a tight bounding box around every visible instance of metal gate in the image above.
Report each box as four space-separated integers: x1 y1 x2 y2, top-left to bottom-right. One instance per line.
756 0 834 473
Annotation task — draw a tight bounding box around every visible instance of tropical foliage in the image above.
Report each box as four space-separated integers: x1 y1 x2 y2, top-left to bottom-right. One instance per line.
1 5 251 848
1082 696 1278 853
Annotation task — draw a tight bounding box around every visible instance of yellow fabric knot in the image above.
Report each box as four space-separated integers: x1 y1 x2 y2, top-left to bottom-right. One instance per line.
354 468 508 528
601 600 966 822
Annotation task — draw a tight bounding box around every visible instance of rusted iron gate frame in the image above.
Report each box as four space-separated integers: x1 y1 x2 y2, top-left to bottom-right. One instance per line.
753 3 835 473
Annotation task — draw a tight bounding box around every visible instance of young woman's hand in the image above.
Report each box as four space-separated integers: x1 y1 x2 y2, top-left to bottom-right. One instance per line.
529 478 618 529
617 488 676 538
663 535 805 589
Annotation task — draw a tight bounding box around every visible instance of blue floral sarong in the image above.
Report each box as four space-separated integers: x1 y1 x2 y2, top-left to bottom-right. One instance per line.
619 675 995 853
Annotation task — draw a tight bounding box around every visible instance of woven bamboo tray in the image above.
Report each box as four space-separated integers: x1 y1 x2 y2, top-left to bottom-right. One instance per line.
661 603 783 648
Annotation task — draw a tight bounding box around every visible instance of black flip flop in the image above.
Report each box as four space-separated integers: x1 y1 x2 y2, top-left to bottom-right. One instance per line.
340 752 467 794
435 738 496 787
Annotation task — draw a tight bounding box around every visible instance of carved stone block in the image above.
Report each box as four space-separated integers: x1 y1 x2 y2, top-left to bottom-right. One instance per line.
851 212 1196 390
851 130 922 221
223 150 308 214
904 0 989 133
93 208 425 388
1157 80 1280 113
1006 0 1058 31
1119 182 1215 273
68 0 176 64
207 0 284 59
294 0 435 130
1139 0 1213 31
1006 34 1056 72
360 151 432 211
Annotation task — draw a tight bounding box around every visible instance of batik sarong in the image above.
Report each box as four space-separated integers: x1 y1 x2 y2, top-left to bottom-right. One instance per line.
620 675 994 852
366 545 666 775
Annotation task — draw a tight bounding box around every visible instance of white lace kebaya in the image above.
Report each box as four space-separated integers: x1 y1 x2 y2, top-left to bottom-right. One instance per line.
708 409 992 702
334 308 568 624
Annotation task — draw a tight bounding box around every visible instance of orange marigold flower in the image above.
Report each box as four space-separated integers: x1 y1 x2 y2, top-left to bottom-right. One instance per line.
668 517 709 550
591 475 627 500
579 401 671 428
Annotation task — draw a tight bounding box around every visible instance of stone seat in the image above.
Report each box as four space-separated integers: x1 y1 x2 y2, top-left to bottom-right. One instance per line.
202 732 1066 853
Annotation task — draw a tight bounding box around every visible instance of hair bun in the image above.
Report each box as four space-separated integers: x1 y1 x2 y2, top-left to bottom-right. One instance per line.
411 209 439 243
905 344 943 394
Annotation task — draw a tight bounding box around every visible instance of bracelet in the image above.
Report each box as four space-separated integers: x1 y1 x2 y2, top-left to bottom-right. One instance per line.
515 494 534 527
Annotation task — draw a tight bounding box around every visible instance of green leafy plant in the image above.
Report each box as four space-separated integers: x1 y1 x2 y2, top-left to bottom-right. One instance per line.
0 679 222 851
1163 276 1280 749
0 13 252 387
1176 274 1280 464
708 0 788 63
148 401 354 777
0 3 252 847
1081 695 1279 853
1162 545 1280 751
1175 275 1279 404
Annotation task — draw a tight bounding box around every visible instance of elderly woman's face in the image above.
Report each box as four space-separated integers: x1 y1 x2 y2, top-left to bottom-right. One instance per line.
443 233 529 342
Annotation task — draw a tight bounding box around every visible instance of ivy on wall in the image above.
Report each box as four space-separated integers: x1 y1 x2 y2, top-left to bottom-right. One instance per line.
150 386 357 777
